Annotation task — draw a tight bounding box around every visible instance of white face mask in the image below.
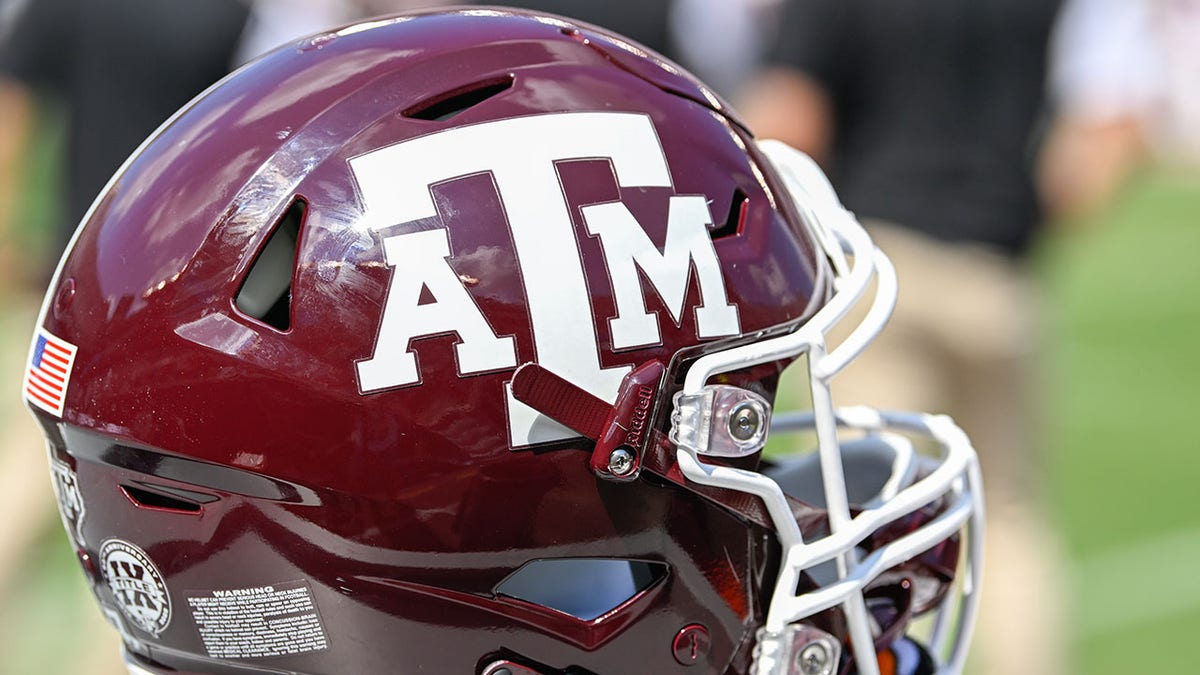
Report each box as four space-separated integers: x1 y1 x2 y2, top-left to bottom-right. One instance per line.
669 141 984 675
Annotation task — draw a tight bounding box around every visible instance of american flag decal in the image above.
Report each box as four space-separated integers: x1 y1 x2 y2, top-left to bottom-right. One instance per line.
24 329 78 417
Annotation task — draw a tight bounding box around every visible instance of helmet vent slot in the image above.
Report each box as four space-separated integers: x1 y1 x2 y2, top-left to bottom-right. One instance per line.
235 198 305 331
120 483 211 513
495 558 668 621
711 188 748 239
404 76 514 122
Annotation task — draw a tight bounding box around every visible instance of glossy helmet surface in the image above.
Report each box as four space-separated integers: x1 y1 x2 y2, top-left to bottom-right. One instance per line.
23 8 982 675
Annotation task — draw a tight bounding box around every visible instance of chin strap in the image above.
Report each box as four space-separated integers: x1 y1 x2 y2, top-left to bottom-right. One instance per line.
511 360 665 481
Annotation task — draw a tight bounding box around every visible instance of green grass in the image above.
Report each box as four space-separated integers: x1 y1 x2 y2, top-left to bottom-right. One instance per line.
1039 168 1200 672
764 169 1200 672
0 525 105 674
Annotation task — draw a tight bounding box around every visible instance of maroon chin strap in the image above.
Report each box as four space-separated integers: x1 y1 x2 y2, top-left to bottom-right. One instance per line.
510 361 665 481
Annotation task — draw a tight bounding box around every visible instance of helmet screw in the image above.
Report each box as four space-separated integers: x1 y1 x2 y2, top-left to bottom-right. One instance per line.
795 639 835 675
672 624 711 665
608 446 636 476
728 402 762 442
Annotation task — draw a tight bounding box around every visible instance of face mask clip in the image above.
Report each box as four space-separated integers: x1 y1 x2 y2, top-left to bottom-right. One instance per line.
671 385 772 459
754 624 842 675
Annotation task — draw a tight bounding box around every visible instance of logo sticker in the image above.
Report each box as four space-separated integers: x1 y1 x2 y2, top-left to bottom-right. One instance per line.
348 112 740 447
49 454 86 545
101 539 172 636
186 581 329 659
24 328 78 417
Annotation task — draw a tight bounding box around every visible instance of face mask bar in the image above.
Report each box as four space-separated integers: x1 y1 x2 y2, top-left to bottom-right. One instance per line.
670 142 984 675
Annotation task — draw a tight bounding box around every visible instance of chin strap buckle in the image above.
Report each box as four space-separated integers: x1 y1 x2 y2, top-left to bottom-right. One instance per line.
671 384 772 459
510 360 665 481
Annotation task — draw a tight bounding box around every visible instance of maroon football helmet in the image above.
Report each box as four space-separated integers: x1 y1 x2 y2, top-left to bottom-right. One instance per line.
24 9 982 675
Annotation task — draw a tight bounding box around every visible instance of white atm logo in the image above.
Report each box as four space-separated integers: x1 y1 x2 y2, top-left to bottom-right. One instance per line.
350 112 739 446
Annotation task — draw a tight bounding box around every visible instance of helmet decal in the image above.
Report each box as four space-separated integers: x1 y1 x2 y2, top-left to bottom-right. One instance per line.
23 328 78 418
49 453 87 546
100 539 172 637
350 111 740 447
186 581 329 660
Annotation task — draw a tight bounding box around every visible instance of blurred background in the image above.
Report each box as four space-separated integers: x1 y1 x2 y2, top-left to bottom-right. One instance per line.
0 0 1196 673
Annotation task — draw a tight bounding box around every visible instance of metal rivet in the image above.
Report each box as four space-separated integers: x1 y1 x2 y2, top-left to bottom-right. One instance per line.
607 446 635 476
796 639 834 675
728 402 761 441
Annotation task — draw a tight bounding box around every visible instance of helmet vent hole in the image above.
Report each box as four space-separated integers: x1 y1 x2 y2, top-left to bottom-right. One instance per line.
120 484 209 513
495 558 667 621
404 76 514 122
235 198 305 331
711 189 748 239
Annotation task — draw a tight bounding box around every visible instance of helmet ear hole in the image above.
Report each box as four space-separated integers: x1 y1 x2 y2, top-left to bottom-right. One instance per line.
235 198 305 330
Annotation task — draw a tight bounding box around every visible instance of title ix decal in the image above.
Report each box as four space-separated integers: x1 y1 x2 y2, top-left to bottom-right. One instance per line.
350 112 739 446
101 539 172 637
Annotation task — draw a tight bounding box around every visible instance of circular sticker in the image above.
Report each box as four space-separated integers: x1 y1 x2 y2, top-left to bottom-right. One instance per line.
100 539 172 636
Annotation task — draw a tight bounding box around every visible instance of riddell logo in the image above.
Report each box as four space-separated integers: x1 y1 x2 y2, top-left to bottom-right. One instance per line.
100 539 171 636
623 385 655 449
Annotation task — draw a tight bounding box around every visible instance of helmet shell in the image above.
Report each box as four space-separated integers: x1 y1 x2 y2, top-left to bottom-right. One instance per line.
32 9 828 673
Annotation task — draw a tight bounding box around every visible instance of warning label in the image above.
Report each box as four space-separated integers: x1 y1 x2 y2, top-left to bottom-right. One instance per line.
186 581 328 659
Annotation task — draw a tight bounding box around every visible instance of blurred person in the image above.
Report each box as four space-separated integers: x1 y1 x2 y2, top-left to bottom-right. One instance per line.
1042 0 1200 213
0 1 356 672
0 0 253 279
737 1 1070 674
498 0 777 97
492 0 675 60
0 3 251 671
1040 0 1166 220
0 75 33 290
0 0 365 279
669 0 783 97
1151 0 1200 163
